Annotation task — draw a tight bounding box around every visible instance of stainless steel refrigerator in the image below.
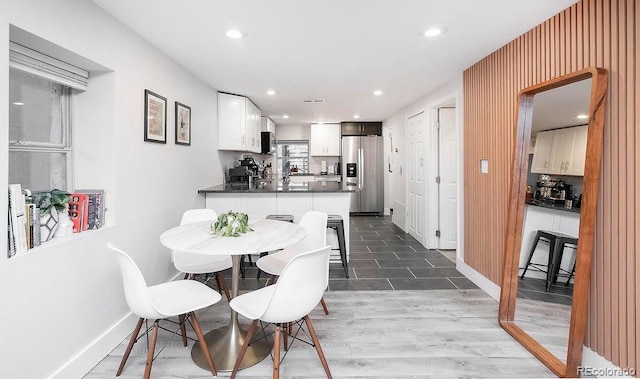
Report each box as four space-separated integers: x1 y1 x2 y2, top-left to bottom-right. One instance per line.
341 135 384 213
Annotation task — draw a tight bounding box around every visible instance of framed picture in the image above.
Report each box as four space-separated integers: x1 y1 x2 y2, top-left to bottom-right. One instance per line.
175 102 191 145
144 89 167 143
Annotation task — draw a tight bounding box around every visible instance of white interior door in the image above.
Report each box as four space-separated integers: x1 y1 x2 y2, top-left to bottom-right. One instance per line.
407 112 425 244
437 107 458 249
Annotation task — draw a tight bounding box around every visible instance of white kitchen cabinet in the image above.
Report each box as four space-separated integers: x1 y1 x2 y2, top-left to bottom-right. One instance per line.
530 125 588 176
217 93 261 153
261 116 275 132
531 130 554 173
310 123 341 156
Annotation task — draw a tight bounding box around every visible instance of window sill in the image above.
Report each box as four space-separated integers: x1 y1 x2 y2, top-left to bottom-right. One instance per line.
7 225 112 259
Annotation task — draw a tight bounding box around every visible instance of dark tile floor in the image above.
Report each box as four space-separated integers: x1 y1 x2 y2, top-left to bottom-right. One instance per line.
517 277 573 305
235 215 477 292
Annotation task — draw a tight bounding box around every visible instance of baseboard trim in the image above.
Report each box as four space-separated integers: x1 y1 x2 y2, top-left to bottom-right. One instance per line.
48 272 183 379
456 258 500 301
581 347 636 377
48 312 138 379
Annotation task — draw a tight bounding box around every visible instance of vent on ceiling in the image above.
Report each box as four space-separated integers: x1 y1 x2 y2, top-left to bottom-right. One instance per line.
303 99 325 104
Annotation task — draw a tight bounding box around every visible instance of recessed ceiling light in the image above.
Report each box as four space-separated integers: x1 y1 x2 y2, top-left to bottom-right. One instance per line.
576 114 589 119
373 90 383 96
353 114 361 119
266 90 276 95
424 27 445 37
283 114 289 119
12 102 24 106
226 30 245 39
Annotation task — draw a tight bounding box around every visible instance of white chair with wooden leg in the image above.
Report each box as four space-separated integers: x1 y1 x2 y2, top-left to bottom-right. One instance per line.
230 245 333 379
107 242 220 378
173 209 233 302
256 211 330 314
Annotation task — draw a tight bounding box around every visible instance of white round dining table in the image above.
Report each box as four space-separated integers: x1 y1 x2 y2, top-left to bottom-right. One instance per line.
160 218 306 371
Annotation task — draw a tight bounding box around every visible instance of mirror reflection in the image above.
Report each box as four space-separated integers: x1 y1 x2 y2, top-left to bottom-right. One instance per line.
514 78 592 362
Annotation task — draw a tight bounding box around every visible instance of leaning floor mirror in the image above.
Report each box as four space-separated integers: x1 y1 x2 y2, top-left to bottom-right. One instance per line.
498 67 608 378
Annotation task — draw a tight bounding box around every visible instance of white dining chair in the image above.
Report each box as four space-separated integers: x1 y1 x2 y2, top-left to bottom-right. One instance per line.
230 245 332 379
173 209 233 301
256 211 330 314
107 242 219 378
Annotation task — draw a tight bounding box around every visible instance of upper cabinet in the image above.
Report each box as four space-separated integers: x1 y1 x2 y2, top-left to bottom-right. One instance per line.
218 93 261 153
340 122 382 136
531 125 588 176
261 116 275 133
310 123 340 156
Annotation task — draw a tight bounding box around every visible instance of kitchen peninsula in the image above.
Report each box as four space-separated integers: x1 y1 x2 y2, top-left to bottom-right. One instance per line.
198 181 354 261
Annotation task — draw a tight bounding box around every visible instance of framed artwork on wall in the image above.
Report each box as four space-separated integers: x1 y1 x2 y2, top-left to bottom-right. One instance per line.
175 102 191 146
144 89 167 143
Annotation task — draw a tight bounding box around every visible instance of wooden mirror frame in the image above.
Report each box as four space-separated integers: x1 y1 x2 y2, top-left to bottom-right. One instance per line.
498 67 608 378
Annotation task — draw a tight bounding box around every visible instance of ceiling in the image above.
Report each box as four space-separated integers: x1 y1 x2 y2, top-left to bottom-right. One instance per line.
91 0 577 127
532 78 592 133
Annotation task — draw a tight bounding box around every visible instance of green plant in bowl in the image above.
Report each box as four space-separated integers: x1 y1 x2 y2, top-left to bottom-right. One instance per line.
28 189 71 216
211 211 253 237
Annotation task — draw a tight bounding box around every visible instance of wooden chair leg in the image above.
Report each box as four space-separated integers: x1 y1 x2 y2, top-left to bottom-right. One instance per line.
178 314 188 347
143 321 159 379
320 297 330 315
304 315 332 378
231 319 258 379
117 317 144 376
189 311 217 376
273 325 281 379
216 272 232 302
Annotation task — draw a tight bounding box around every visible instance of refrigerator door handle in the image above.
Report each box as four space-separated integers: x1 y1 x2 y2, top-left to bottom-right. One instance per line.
358 148 364 188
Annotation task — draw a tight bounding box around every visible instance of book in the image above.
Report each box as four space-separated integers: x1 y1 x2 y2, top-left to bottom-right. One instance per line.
28 204 40 248
7 206 15 258
69 193 89 233
8 184 28 254
75 189 105 229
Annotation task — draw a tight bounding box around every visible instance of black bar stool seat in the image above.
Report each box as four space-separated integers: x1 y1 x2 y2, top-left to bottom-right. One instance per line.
520 229 578 292
327 214 349 278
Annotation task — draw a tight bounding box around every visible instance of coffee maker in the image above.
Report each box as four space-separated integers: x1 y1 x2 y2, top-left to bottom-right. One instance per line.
228 156 259 187
534 176 572 204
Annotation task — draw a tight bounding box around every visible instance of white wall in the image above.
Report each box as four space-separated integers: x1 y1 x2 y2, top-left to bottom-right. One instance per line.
382 76 464 248
0 0 223 377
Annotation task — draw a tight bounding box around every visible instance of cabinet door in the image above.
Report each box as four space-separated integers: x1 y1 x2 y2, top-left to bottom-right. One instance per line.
310 123 327 156
564 125 588 176
218 93 246 150
261 116 275 133
246 100 261 153
340 122 361 136
325 123 341 155
362 122 382 135
530 130 554 173
549 129 572 174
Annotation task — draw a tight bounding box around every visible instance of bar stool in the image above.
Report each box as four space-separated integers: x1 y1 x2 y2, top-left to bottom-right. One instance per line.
520 230 577 292
247 214 295 279
327 214 349 278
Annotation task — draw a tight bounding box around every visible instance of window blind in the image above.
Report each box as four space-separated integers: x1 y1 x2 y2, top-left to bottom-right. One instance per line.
9 42 88 90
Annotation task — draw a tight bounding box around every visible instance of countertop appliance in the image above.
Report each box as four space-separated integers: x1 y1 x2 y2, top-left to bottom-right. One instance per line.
342 135 383 213
261 131 276 154
228 157 259 187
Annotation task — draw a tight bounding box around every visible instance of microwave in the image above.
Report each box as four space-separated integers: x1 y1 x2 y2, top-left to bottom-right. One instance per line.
261 131 276 154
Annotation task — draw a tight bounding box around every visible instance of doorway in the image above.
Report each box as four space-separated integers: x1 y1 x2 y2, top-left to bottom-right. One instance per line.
436 107 458 250
406 112 425 245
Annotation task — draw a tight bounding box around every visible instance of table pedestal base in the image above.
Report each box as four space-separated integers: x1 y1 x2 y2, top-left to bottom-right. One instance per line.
191 319 271 372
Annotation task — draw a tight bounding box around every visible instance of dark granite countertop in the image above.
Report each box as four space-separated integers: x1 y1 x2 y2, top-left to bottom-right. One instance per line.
526 199 581 214
198 181 354 193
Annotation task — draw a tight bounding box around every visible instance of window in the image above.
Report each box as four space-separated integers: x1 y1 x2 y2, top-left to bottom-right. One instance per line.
276 140 309 176
8 41 88 193
9 67 72 192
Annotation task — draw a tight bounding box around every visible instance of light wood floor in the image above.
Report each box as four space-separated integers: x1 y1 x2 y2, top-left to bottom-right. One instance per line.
84 289 557 378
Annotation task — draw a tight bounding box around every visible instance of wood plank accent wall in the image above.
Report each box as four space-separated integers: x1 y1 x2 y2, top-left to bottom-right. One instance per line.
463 0 638 371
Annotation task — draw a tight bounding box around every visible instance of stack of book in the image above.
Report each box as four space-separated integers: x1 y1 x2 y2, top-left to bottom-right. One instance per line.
7 186 106 258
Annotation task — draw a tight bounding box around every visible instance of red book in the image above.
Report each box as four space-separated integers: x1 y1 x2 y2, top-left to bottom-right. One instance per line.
69 193 89 233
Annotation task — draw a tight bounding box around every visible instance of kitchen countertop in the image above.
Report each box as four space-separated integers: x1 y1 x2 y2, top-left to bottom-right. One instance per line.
526 199 580 214
199 181 354 193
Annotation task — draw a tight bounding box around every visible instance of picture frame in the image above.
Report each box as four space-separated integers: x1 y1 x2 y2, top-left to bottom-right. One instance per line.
144 89 167 143
175 102 191 146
